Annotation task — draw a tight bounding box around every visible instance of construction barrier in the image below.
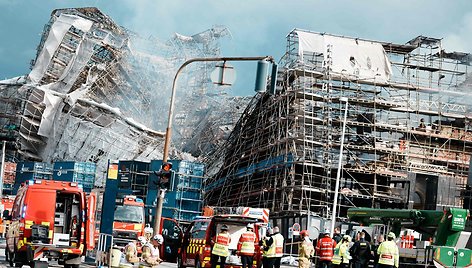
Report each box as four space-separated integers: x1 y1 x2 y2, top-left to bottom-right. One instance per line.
401 232 415 248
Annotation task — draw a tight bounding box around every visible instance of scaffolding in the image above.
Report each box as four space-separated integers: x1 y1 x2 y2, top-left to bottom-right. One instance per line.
0 8 242 183
205 29 472 219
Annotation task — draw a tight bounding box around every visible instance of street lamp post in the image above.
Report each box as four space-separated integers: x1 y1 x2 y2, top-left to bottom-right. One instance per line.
330 97 349 236
0 141 5 200
154 56 275 235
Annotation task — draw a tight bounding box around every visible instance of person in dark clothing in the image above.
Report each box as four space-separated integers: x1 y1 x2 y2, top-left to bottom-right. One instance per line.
361 229 371 243
372 234 384 268
260 228 276 268
349 232 372 268
332 227 342 244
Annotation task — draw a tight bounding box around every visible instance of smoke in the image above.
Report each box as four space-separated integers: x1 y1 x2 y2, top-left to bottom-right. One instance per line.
443 12 472 53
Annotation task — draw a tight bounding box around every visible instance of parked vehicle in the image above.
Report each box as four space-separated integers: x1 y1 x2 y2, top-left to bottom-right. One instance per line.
348 207 472 268
112 195 146 248
6 180 89 268
178 215 267 268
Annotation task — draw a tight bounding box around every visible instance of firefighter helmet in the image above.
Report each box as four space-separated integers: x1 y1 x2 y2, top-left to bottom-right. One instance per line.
152 234 164 244
300 230 309 237
138 236 147 244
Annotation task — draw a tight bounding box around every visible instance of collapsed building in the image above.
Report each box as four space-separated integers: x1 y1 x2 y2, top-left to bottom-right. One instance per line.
0 7 247 184
205 29 472 227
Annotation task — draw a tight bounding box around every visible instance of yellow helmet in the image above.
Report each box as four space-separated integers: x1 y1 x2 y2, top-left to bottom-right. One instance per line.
387 232 396 239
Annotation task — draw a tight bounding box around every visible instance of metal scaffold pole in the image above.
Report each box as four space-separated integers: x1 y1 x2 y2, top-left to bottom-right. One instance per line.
0 141 5 199
154 56 275 235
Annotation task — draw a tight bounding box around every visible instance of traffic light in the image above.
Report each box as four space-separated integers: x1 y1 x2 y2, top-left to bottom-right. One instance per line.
156 162 172 190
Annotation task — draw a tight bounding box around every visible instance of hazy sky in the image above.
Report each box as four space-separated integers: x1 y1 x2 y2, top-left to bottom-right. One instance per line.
1 0 471 95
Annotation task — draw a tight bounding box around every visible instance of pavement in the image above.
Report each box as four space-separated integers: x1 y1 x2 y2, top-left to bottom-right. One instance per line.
0 238 295 268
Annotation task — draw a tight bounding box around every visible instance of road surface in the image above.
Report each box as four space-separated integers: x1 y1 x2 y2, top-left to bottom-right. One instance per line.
0 239 179 268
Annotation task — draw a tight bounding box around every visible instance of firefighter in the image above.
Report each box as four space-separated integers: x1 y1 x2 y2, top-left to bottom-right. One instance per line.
238 223 257 268
211 225 231 268
315 229 336 268
144 225 154 242
331 235 351 268
260 228 276 268
123 238 141 264
272 226 284 268
349 231 372 268
298 230 314 268
376 232 399 268
141 234 164 267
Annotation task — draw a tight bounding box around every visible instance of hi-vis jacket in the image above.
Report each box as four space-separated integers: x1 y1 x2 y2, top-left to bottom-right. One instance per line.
212 232 231 257
273 233 284 257
377 240 399 267
262 237 276 258
332 242 350 264
238 231 257 255
316 236 337 261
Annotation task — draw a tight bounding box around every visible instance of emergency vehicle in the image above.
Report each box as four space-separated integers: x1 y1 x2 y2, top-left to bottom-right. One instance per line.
178 215 267 268
111 195 182 261
112 195 145 248
6 180 91 268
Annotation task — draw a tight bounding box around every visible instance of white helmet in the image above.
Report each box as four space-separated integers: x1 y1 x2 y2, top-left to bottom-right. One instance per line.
247 223 254 229
144 226 153 234
137 236 147 244
152 234 164 244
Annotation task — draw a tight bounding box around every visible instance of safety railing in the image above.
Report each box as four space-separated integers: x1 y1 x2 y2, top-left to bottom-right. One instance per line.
96 233 113 267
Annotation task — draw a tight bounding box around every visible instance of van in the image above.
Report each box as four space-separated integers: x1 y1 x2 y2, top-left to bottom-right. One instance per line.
6 180 88 268
178 215 267 268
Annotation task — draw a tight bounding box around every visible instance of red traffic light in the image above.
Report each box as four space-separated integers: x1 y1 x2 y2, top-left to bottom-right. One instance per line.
162 162 172 171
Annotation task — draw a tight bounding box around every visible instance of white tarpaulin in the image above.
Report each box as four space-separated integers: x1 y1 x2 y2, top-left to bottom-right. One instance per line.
295 30 393 83
29 14 93 84
38 91 62 137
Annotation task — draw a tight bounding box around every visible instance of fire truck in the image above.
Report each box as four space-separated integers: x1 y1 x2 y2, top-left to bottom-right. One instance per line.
179 207 269 268
112 195 146 248
6 180 92 268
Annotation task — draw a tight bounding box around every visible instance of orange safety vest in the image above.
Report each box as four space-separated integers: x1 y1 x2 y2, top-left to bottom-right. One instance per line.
316 237 336 261
212 233 231 257
238 231 256 255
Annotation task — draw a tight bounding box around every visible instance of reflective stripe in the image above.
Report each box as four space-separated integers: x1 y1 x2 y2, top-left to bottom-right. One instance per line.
340 243 350 264
377 241 398 266
331 244 341 264
239 231 256 254
317 237 335 261
273 233 284 257
212 233 231 257
262 239 276 258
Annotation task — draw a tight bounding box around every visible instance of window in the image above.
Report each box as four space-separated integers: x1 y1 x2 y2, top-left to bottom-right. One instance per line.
190 221 208 239
114 205 144 223
163 219 181 240
11 192 25 219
